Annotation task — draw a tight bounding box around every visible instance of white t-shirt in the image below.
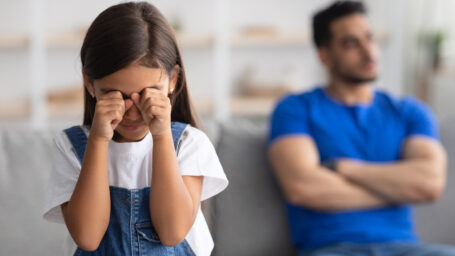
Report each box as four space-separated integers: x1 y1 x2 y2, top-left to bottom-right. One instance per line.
42 125 228 256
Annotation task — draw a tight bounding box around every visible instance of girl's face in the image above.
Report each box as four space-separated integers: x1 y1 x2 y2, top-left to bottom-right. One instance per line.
85 63 177 142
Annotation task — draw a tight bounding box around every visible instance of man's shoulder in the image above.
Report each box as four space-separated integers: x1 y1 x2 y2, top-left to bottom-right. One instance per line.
375 90 430 114
276 87 323 108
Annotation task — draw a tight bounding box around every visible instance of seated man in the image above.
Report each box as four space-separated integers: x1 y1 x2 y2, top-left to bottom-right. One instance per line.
268 1 455 255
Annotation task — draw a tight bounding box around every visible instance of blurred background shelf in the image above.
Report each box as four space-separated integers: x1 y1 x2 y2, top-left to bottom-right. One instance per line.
1 0 455 126
0 34 29 49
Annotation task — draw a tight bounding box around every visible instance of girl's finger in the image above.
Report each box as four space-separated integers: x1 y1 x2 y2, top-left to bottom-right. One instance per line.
124 99 134 112
99 103 125 114
140 88 166 105
147 105 169 118
142 95 170 109
106 109 124 125
97 98 124 106
142 98 170 114
99 91 123 100
130 92 142 110
142 100 153 115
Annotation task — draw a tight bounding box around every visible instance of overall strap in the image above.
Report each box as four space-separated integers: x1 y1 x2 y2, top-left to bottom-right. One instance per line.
63 122 189 164
63 126 87 165
171 121 189 154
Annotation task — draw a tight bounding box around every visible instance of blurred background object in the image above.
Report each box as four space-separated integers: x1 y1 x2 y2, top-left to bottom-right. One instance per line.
0 0 454 124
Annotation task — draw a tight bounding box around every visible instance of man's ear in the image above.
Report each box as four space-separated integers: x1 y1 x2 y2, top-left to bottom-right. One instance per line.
82 70 95 98
317 47 332 69
168 65 180 94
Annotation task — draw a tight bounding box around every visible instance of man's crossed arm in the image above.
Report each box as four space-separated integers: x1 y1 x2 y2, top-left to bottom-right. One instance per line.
268 135 447 212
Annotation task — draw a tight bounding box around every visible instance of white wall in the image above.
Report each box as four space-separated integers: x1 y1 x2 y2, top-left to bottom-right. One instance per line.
1 0 454 122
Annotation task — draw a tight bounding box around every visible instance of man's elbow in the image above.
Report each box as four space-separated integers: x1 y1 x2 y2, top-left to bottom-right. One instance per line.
286 186 308 205
415 179 445 203
422 181 445 202
285 187 323 209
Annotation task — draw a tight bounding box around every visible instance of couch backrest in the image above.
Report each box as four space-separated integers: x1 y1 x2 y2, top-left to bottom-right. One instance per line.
211 117 455 255
0 128 67 256
1 116 454 255
211 119 296 256
414 116 455 244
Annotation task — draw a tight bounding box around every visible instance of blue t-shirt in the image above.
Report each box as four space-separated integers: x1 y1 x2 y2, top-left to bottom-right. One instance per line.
268 87 439 250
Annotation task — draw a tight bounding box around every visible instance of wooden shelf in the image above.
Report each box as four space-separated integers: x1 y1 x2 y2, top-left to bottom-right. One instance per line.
1 29 389 50
46 31 85 49
176 33 213 48
47 31 214 49
192 96 281 117
231 31 309 47
230 96 278 116
0 34 29 49
0 98 29 118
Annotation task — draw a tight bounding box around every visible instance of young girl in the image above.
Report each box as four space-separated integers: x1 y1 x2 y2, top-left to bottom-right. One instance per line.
42 2 228 255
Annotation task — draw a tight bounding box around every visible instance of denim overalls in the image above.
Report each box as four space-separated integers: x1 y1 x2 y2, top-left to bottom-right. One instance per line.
64 122 196 256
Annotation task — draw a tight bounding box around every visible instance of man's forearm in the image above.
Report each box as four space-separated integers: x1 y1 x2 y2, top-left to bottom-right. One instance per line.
288 166 390 212
338 159 445 204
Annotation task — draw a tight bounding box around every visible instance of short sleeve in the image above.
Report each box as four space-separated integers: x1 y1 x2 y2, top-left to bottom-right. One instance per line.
42 132 81 223
269 94 310 145
403 96 439 140
177 126 228 201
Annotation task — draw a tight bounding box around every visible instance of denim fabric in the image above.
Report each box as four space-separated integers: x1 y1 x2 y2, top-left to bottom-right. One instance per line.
65 122 196 256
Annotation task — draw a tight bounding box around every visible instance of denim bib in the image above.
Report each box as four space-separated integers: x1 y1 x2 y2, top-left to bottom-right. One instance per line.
64 122 196 256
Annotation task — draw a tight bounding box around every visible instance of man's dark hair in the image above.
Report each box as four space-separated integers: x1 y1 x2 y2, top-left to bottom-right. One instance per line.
312 1 367 48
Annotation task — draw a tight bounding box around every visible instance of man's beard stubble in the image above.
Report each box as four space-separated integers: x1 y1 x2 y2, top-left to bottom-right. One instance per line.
339 73 377 85
333 58 377 85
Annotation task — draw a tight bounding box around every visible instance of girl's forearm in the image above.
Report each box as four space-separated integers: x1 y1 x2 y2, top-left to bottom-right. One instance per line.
149 131 197 246
62 136 111 251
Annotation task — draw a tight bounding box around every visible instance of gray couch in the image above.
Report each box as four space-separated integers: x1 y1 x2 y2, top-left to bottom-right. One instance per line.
1 117 454 255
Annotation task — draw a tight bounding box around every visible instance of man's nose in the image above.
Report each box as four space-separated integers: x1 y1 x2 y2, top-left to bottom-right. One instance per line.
360 40 375 60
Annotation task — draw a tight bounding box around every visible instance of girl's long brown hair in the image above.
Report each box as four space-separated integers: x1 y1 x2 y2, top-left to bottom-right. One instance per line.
80 2 197 127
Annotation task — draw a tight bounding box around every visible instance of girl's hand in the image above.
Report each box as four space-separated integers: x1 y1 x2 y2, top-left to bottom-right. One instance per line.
90 91 133 142
130 88 171 137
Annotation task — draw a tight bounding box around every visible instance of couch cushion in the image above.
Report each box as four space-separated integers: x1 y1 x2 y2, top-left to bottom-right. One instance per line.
0 127 67 256
211 119 296 256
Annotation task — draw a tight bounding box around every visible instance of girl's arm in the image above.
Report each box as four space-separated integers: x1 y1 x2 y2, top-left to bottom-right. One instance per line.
131 89 203 246
151 132 203 246
61 91 130 251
